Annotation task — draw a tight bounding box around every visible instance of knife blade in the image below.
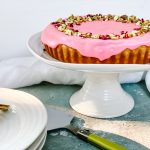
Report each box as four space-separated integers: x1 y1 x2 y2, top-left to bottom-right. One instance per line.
46 106 127 150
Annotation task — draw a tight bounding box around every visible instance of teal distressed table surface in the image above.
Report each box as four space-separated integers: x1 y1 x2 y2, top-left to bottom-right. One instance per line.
19 81 150 150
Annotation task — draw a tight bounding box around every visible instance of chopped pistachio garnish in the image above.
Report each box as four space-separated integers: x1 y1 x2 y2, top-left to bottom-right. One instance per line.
51 14 150 40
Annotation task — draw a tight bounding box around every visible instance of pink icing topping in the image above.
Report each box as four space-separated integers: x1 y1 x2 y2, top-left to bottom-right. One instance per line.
73 21 137 35
41 20 150 61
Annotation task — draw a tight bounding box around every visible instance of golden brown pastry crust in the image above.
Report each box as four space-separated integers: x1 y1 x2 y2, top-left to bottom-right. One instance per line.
44 44 150 64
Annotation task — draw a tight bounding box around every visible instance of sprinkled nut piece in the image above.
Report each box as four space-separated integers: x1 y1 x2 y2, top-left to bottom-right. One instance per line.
91 34 100 39
114 15 119 21
65 29 73 35
121 15 128 20
107 14 113 20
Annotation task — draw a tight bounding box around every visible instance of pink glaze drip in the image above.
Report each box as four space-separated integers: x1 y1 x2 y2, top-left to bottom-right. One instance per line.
41 21 150 61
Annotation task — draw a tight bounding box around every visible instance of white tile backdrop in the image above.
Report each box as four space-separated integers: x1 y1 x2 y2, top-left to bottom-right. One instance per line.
0 0 149 60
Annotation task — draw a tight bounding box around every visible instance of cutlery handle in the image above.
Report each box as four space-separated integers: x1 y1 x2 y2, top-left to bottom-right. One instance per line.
77 130 127 150
0 104 9 111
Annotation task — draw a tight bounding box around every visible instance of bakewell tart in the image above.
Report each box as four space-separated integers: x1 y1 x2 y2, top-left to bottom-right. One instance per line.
41 14 150 64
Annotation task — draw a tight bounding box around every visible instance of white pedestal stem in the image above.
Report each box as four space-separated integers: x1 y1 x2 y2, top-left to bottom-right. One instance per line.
70 73 134 118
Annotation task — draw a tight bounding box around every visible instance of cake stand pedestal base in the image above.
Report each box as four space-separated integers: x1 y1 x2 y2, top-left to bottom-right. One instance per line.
70 73 134 118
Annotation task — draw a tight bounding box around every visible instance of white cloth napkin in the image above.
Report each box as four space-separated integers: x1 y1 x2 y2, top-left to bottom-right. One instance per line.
0 56 147 89
145 71 150 92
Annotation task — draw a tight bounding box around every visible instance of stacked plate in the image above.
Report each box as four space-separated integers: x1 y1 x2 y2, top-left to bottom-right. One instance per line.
0 88 47 150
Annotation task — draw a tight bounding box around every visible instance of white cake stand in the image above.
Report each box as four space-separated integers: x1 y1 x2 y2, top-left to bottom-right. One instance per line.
27 32 150 118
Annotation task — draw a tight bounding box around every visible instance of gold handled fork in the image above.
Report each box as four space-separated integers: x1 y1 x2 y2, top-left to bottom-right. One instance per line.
0 104 9 111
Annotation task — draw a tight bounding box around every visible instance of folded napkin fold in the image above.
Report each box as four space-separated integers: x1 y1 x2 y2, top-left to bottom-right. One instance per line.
0 56 147 89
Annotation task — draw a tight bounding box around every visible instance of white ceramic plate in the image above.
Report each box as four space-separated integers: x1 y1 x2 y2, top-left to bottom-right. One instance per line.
37 133 47 150
0 88 47 150
27 32 150 73
27 127 47 150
